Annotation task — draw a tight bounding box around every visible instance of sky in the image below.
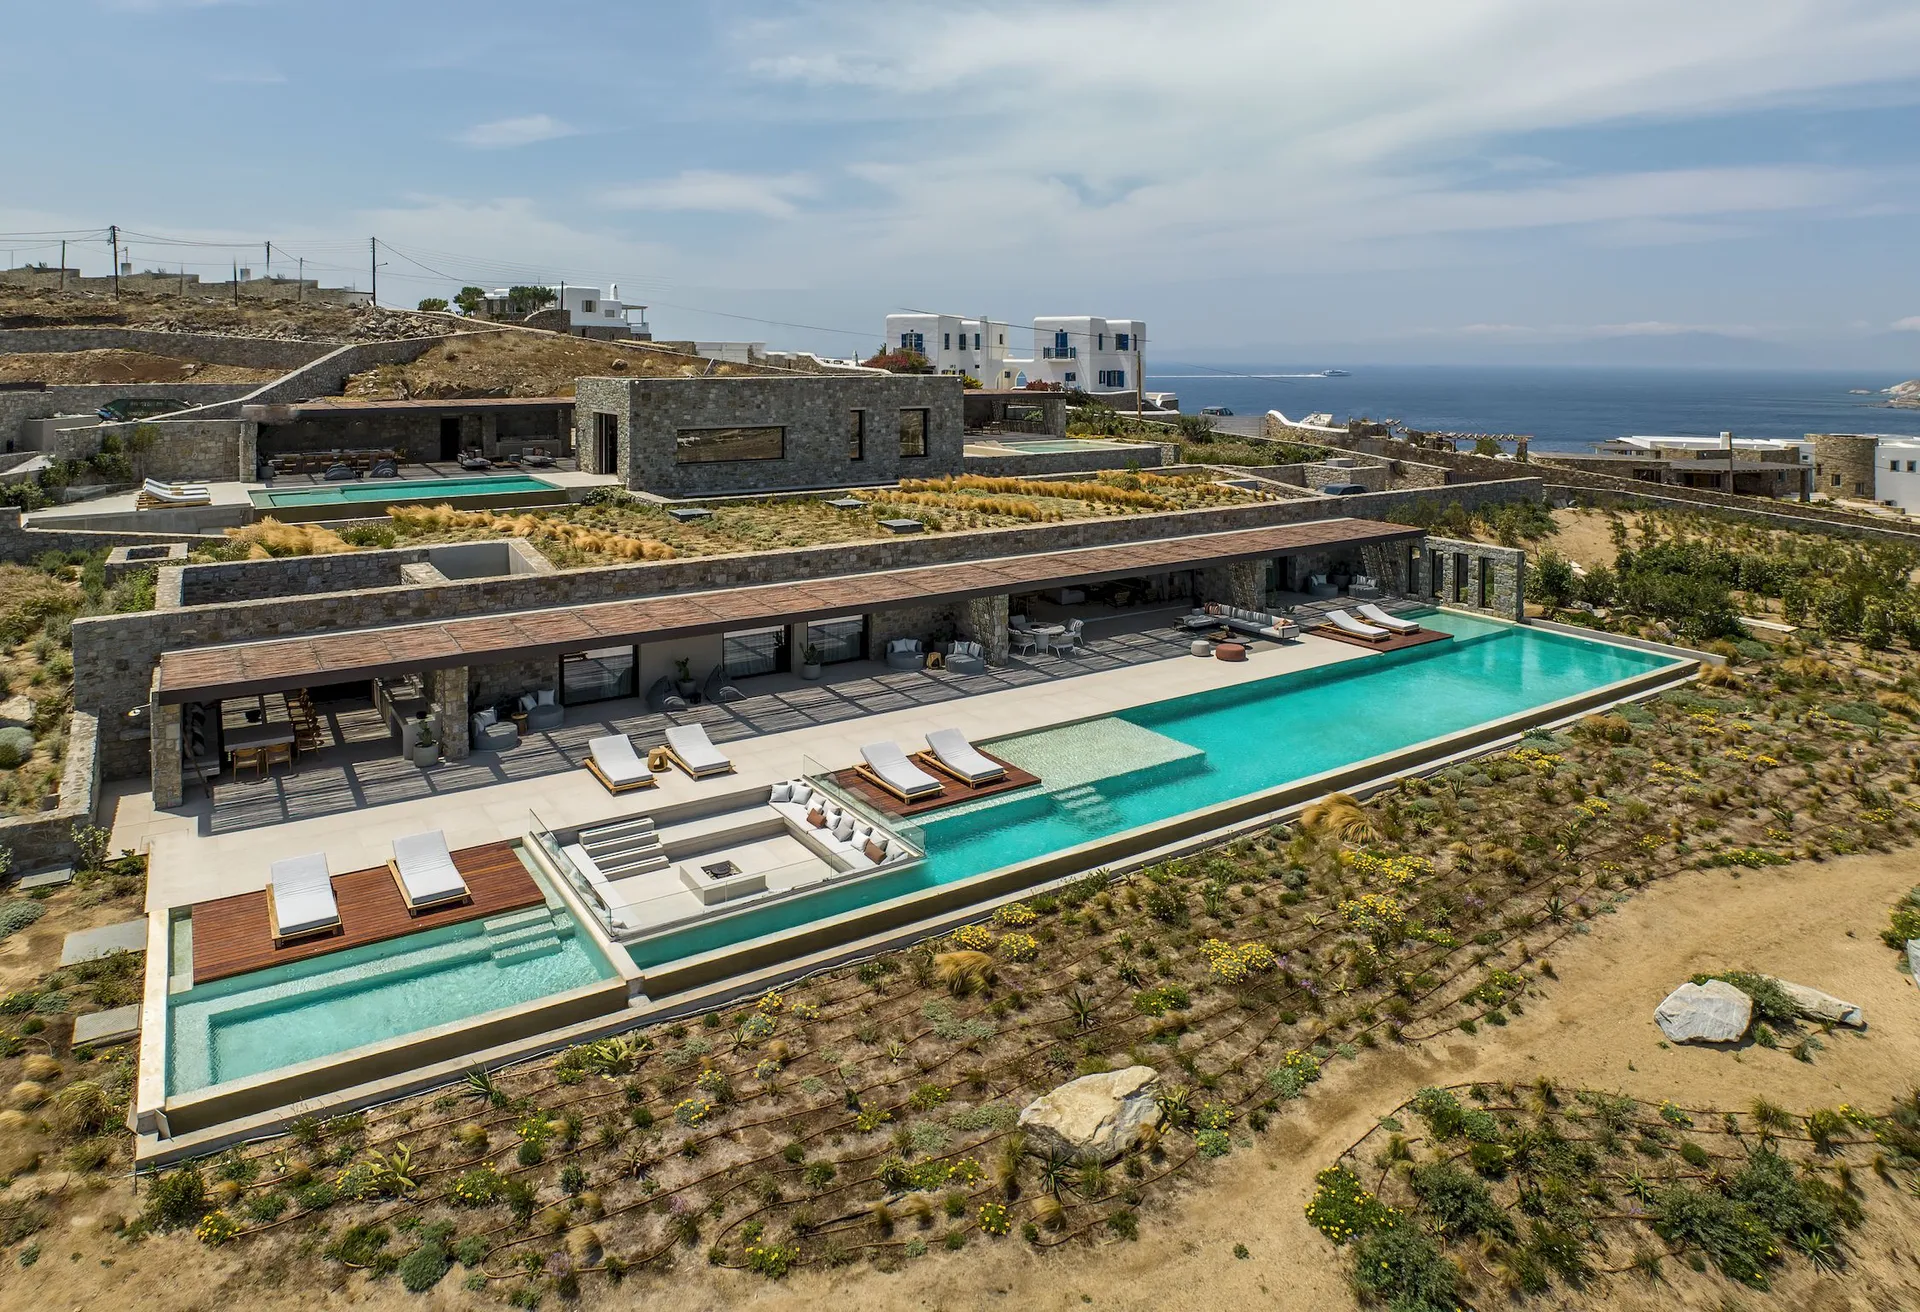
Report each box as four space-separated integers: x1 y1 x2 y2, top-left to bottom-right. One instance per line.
6 0 1920 368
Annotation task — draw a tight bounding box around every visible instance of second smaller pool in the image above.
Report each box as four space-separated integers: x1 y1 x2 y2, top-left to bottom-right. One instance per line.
251 474 564 511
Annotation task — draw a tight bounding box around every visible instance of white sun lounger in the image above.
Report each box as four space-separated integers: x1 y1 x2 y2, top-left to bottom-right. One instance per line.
138 477 212 507
267 852 339 944
663 723 734 779
387 829 471 914
586 734 657 793
1324 609 1391 642
857 741 945 802
917 728 1006 786
1356 603 1421 634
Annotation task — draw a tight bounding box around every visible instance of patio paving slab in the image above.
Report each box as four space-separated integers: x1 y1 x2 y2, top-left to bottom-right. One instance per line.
72 1005 141 1047
59 918 149 966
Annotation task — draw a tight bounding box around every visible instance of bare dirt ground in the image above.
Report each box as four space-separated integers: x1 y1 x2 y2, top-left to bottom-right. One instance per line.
340 330 775 401
7 848 1913 1312
0 286 447 342
0 350 283 386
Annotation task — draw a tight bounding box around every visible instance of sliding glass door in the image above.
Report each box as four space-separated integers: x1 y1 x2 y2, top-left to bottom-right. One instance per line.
560 645 636 705
723 626 789 678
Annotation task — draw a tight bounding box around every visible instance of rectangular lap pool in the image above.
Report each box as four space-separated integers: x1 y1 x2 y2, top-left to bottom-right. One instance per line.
167 892 616 1097
250 474 563 512
628 612 1682 968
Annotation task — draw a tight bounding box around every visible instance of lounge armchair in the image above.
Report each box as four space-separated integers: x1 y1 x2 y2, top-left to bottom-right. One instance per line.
703 666 744 705
1008 627 1037 656
387 830 472 914
470 707 518 752
662 723 734 779
586 734 658 793
1306 573 1339 599
857 741 945 802
645 676 688 713
1350 574 1383 600
883 637 924 671
517 688 564 732
267 852 339 945
1356 603 1420 634
917 728 1006 787
1323 609 1390 642
1051 619 1083 656
945 640 987 675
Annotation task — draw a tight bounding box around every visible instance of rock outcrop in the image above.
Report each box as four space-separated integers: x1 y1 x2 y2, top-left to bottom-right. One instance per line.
1768 978 1866 1028
1653 980 1752 1044
1018 1066 1162 1161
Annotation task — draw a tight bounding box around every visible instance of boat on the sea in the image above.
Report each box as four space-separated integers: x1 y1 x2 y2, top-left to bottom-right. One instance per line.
1322 368 1350 377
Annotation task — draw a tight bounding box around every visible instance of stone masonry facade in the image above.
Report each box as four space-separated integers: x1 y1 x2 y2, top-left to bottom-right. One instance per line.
1420 536 1525 620
574 373 966 497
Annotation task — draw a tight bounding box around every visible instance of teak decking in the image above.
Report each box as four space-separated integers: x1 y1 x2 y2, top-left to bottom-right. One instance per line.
1312 626 1454 653
189 840 544 984
828 750 1039 818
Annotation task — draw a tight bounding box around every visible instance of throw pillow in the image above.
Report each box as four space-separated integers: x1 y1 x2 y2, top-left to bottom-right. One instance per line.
535 689 557 706
790 784 812 808
474 708 497 728
833 817 856 842
806 806 827 829
770 781 793 804
863 838 887 862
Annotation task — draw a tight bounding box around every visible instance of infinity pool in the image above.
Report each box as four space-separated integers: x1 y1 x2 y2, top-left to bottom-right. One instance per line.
167 892 616 1096
628 612 1679 968
251 474 560 508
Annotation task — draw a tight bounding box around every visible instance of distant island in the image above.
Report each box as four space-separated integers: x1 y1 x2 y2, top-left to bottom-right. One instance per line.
1889 380 1920 408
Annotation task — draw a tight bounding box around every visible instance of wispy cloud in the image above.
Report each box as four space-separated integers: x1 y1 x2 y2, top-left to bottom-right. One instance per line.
456 114 576 149
1892 316 1920 332
602 171 817 219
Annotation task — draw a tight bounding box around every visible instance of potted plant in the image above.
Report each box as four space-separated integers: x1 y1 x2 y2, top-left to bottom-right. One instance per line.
413 716 438 768
674 658 697 699
798 644 822 680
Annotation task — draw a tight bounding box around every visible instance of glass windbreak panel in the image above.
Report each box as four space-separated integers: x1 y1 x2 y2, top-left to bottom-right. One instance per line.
675 426 785 464
806 615 866 665
561 645 636 704
898 409 928 458
724 626 787 678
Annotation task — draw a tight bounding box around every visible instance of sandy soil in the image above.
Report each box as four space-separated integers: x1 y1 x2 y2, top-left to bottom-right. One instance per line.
5 847 1915 1312
0 350 283 386
1546 506 1628 572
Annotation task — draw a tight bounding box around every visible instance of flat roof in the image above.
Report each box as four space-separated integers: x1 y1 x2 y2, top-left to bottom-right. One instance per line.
155 517 1419 703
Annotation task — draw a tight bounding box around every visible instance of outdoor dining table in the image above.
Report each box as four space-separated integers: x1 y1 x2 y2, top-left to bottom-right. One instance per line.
223 721 296 756
1028 623 1066 653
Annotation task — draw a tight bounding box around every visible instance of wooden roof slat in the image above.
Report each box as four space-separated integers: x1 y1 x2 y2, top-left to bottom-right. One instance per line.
156 517 1422 701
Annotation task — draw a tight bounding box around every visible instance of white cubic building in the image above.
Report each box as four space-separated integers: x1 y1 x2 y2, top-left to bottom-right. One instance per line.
482 284 649 339
880 313 1145 395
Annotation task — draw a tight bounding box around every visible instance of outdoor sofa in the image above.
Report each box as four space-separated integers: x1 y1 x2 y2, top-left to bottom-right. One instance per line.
944 640 987 675
1181 603 1301 643
517 688 564 731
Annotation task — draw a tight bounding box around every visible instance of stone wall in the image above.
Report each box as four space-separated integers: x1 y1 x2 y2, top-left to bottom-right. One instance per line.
175 550 410 605
155 334 464 424
1809 434 1880 501
961 441 1169 479
577 373 968 497
3 384 257 449
0 328 335 370
1193 560 1265 610
0 507 223 565
470 657 556 715
955 595 1010 663
96 418 253 482
1420 536 1525 619
0 710 100 870
72 475 1543 779
867 603 959 660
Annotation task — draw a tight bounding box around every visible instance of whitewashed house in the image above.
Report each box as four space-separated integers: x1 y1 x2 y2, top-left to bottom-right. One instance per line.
483 284 648 339
880 313 1145 396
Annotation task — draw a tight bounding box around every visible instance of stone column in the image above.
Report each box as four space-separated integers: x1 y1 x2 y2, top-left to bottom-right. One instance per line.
149 682 183 810
1195 560 1265 611
956 594 1010 664
428 666 470 761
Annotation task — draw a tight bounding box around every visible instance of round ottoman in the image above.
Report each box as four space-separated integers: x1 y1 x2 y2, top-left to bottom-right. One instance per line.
1189 638 1214 657
1214 642 1247 662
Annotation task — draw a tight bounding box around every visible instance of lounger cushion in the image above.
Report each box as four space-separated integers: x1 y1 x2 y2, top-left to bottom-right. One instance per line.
588 735 650 785
270 853 337 934
391 831 467 904
664 724 731 773
926 728 1006 783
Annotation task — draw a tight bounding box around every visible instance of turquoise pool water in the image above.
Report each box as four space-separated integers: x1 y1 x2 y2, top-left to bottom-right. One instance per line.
251 474 559 508
628 613 1678 968
997 439 1136 454
167 898 615 1096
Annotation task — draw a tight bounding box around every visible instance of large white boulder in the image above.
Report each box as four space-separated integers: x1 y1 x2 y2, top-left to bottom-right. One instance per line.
1768 977 1865 1029
1018 1066 1162 1161
1654 980 1752 1044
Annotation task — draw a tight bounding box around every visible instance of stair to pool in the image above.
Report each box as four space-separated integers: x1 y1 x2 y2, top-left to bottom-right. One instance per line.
482 906 570 964
1053 784 1123 831
578 816 669 878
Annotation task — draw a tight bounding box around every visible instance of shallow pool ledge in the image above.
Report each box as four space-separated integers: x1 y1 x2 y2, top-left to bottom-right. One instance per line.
637 655 1694 997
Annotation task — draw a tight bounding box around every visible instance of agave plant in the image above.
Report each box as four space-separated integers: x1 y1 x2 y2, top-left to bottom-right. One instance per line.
1063 988 1097 1031
464 1067 506 1106
1036 1149 1079 1197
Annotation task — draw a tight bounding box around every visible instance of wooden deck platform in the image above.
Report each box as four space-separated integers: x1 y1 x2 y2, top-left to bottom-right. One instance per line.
1311 625 1454 654
189 840 544 985
827 750 1040 818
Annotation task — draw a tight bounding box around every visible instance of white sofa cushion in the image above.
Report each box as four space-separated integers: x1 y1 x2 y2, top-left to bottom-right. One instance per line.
833 817 856 842
770 781 793 803
474 707 497 728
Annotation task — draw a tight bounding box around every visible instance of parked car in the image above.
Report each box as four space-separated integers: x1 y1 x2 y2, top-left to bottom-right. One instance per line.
96 398 188 422
1198 405 1233 417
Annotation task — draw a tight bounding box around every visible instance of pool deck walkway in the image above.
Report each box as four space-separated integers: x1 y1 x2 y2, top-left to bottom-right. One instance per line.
188 840 542 985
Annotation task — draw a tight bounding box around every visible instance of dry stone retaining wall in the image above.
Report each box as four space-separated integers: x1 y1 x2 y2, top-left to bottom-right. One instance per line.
0 710 100 870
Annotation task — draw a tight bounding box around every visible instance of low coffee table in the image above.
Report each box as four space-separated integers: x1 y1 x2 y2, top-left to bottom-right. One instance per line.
679 859 767 906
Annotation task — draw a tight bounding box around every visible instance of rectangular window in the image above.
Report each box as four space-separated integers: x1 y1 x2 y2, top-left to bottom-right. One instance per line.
559 645 635 705
1116 332 1130 350
899 408 929 458
1452 552 1469 602
1097 333 1105 350
1909 460 1916 473
723 625 788 678
848 409 866 460
581 299 595 312
674 426 785 464
1893 460 1900 472
1064 372 1076 384
1477 557 1491 608
973 333 981 350
806 615 866 665
943 332 951 350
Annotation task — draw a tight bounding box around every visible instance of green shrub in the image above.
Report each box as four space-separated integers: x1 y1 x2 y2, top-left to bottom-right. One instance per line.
325 1222 392 1268
142 1167 207 1231
1408 1161 1514 1241
1689 971 1798 1026
1883 888 1920 950
1349 1220 1459 1311
0 900 46 941
398 1239 451 1292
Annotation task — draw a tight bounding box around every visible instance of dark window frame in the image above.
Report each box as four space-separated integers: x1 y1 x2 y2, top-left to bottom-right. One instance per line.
673 425 786 465
898 408 930 458
848 408 866 460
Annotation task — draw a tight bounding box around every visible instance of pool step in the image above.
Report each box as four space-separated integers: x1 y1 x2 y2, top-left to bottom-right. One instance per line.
585 816 656 844
491 934 562 965
1053 784 1123 830
483 907 556 936
486 921 561 953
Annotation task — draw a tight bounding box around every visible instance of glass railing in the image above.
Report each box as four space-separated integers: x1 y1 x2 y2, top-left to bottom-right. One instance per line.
526 808 616 936
800 755 927 857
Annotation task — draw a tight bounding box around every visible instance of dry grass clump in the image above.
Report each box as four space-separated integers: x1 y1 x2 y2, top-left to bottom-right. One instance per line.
223 518 353 558
933 950 997 996
904 473 1176 510
388 503 675 561
1300 791 1379 844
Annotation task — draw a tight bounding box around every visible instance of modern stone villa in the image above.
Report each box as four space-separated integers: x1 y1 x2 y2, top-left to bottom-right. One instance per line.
1 331 1719 1163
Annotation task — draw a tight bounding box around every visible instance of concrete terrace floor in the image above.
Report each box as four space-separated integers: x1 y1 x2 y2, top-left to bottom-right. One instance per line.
109 604 1399 914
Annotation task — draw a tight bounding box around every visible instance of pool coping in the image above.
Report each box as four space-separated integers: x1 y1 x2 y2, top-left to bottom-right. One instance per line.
130 617 1700 1159
246 482 570 524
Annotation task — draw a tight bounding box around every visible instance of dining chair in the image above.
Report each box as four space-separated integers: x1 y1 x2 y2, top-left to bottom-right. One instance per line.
1008 627 1037 656
264 742 295 776
232 746 266 783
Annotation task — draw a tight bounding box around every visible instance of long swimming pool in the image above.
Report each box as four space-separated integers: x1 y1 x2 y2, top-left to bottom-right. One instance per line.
628 612 1680 967
251 474 559 508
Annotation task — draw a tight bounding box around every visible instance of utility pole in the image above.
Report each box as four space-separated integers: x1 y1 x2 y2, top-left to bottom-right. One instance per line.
369 237 377 307
58 240 65 290
297 257 304 303
264 241 271 284
109 225 119 299
232 260 239 305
